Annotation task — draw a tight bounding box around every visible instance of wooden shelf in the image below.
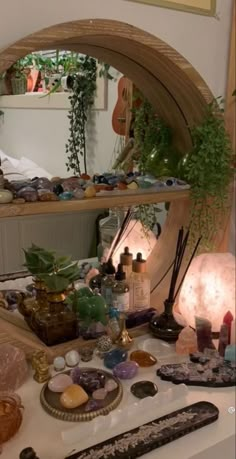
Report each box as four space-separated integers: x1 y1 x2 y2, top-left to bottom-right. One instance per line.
0 188 190 218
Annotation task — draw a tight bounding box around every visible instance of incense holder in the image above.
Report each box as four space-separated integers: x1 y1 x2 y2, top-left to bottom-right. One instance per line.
150 300 184 342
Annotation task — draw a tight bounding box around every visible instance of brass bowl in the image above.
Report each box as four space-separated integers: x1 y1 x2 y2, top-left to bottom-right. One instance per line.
40 368 123 422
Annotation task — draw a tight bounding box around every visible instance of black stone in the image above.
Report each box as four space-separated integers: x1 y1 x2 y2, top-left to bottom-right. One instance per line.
131 381 158 399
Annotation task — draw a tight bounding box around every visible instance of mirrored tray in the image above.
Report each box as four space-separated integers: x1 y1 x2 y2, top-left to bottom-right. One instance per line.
40 368 123 422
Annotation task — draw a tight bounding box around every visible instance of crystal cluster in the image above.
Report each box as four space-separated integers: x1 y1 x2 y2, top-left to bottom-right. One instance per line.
0 344 28 391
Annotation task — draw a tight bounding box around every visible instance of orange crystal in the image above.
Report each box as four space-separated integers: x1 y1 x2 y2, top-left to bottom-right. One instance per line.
176 326 198 355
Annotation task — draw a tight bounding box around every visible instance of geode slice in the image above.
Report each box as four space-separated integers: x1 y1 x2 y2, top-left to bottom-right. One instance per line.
0 344 28 391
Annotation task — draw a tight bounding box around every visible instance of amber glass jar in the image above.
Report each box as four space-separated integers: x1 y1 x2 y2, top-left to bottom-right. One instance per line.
31 291 78 346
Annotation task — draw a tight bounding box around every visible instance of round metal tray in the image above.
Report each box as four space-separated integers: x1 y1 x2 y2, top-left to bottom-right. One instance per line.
40 368 123 422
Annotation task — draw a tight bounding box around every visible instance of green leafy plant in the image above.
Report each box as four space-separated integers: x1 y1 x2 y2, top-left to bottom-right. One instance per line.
66 55 97 175
182 97 233 250
23 244 81 292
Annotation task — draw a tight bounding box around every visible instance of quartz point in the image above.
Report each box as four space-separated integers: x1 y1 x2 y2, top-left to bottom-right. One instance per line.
195 317 215 352
105 379 118 392
176 326 198 355
130 350 157 367
223 311 234 342
218 323 229 357
0 344 28 391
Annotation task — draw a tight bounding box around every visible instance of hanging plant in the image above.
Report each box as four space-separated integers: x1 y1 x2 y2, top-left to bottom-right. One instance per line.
66 56 97 175
182 97 233 250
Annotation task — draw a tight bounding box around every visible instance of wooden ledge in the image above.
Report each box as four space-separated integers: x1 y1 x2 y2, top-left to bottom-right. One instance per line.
0 188 190 218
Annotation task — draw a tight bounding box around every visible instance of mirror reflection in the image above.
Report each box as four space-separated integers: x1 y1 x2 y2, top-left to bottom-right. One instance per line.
0 50 189 276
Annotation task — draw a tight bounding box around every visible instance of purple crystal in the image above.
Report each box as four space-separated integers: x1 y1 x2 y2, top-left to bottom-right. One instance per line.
79 371 106 393
85 399 103 412
70 367 81 384
113 361 139 379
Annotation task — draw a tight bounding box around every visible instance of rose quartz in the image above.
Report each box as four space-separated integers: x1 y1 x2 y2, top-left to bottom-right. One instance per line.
176 326 198 355
0 344 28 391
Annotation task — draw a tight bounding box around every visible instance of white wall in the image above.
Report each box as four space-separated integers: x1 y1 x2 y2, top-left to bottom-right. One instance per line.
0 0 233 96
0 0 233 176
0 78 118 177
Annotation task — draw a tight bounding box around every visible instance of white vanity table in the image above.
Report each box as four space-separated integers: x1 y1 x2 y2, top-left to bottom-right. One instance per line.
1 334 235 459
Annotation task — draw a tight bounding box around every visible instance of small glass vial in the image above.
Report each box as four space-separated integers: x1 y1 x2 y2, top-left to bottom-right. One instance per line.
108 303 120 340
130 253 150 311
112 264 130 312
101 258 116 308
120 247 133 282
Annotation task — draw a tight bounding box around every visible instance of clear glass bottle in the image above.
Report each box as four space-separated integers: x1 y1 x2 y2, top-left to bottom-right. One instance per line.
101 258 116 308
112 264 130 312
130 253 150 311
120 247 133 282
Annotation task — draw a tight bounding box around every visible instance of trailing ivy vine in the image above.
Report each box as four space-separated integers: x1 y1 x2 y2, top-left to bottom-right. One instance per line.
183 98 233 250
66 56 97 175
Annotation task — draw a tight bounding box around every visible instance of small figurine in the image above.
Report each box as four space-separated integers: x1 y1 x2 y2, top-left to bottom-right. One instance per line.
31 350 50 383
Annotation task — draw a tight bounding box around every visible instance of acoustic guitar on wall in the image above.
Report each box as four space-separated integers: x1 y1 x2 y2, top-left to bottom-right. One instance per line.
112 76 131 136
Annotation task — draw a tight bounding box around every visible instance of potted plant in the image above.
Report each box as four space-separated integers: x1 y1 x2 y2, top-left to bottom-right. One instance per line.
9 59 29 95
23 244 81 346
179 97 233 250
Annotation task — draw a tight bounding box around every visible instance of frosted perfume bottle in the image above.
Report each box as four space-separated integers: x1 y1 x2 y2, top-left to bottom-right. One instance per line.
112 264 130 312
130 253 150 311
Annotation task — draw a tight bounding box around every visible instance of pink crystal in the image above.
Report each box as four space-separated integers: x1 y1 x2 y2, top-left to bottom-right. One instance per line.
223 311 234 342
176 326 198 355
92 388 108 400
0 344 28 391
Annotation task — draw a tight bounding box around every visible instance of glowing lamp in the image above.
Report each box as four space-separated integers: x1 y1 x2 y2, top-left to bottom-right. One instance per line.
178 252 235 333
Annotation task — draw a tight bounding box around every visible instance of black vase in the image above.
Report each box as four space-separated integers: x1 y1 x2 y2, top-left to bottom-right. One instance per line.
149 299 183 342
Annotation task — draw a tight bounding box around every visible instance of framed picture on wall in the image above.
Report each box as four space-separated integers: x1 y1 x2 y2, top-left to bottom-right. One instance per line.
125 0 216 16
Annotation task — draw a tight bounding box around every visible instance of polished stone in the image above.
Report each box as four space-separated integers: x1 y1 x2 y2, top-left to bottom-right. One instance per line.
85 399 103 412
104 348 128 370
113 361 139 379
53 356 66 372
92 388 108 400
60 384 89 409
130 350 157 367
70 367 81 385
78 370 106 393
131 381 158 399
48 374 73 393
105 379 118 392
65 350 80 367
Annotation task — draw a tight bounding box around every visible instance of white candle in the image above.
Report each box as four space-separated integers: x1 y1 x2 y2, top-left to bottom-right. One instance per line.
231 319 236 344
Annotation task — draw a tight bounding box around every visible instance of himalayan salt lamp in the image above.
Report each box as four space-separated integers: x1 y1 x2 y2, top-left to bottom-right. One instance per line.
176 326 198 355
178 253 235 333
0 344 28 391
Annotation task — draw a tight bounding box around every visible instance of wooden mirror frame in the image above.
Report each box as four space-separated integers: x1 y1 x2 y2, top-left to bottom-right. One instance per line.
0 19 231 307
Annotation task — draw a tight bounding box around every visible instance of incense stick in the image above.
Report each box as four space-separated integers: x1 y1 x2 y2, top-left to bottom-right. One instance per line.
174 236 202 301
107 208 132 261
